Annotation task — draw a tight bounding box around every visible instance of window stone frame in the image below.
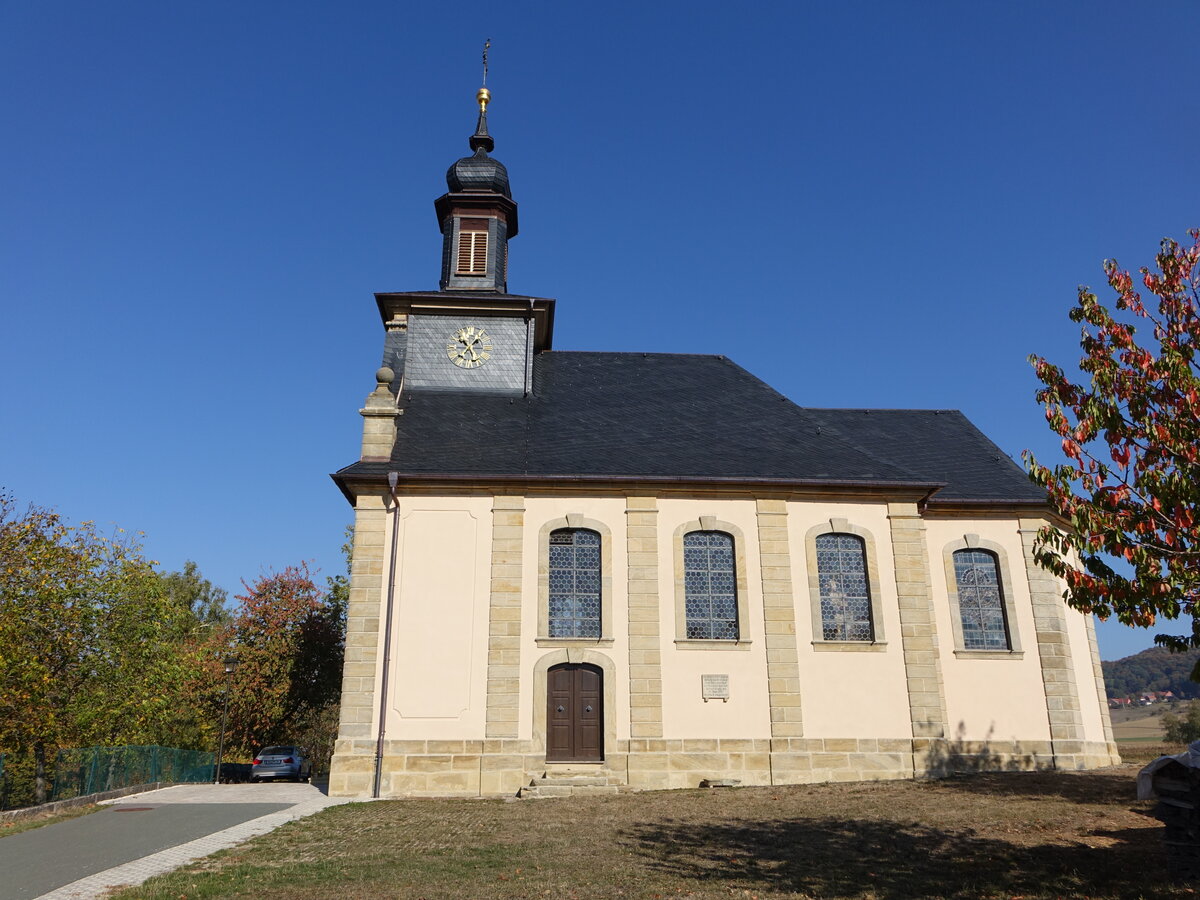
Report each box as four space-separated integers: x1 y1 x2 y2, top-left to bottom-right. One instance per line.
672 516 752 650
805 517 887 651
537 513 615 647
942 534 1024 659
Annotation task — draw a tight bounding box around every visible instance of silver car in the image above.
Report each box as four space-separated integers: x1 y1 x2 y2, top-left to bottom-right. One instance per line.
250 745 312 782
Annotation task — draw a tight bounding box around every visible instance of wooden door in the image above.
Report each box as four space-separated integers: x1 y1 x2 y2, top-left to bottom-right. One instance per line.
546 664 603 762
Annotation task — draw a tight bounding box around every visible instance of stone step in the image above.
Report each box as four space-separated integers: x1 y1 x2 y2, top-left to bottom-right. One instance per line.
535 775 612 787
537 767 624 786
518 765 626 799
518 782 620 799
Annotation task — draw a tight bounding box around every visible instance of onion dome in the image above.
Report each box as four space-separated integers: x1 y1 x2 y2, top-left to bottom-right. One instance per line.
445 87 511 198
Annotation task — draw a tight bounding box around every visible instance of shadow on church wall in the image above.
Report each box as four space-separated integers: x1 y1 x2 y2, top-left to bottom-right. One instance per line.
919 721 1056 778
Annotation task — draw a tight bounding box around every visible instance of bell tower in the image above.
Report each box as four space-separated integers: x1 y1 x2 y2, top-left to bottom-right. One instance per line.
435 78 518 292
363 63 554 403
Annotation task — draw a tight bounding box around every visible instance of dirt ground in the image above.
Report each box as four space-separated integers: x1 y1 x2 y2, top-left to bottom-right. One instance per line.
117 747 1190 900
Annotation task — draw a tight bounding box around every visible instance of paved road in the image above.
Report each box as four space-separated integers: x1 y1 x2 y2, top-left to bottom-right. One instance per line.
0 783 350 900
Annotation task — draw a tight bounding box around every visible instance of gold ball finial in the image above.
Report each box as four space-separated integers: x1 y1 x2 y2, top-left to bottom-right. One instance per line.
476 86 491 113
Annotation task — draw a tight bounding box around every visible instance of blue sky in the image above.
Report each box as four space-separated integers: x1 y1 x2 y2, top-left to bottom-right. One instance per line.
1 1 1196 661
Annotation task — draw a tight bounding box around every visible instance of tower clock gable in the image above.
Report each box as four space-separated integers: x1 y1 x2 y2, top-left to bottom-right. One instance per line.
404 313 533 394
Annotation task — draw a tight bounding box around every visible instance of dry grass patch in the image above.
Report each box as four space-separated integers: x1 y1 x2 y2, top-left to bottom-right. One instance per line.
0 803 102 838
116 759 1183 899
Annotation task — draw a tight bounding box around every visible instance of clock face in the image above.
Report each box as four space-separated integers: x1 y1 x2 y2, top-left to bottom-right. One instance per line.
446 325 493 369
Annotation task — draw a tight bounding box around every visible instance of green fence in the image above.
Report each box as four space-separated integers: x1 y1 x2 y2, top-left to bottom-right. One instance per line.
0 745 215 810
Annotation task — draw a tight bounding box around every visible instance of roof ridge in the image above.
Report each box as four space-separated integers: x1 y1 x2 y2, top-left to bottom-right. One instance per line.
545 350 728 359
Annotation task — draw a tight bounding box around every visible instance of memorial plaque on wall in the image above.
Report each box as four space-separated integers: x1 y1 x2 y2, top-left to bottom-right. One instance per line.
701 674 730 702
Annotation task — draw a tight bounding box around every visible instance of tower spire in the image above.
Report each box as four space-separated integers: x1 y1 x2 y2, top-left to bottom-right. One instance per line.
435 39 516 292
470 39 494 153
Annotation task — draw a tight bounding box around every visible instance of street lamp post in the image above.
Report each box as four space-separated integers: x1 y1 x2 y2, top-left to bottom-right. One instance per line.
213 655 238 784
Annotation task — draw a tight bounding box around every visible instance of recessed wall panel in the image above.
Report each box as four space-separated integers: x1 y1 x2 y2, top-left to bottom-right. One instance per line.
394 509 478 718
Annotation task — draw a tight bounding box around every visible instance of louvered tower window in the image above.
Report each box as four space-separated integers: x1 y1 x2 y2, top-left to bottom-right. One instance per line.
455 219 489 275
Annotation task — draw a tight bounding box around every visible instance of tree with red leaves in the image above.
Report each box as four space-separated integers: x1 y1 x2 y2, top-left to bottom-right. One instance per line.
1026 230 1200 662
208 562 344 756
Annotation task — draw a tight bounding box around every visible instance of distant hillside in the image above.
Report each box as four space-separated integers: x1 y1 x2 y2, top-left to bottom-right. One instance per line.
1103 647 1200 699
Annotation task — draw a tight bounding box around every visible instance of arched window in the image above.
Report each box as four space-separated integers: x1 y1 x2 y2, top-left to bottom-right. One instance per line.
815 533 874 641
683 531 738 640
953 548 1010 650
548 528 601 638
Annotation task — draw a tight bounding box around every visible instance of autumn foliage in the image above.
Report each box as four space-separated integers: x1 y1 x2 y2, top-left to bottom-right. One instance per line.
1025 230 1200 658
205 563 345 758
0 490 347 805
0 493 200 802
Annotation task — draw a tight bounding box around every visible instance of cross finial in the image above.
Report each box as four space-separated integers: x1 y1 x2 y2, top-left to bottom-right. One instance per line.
475 39 492 116
471 39 494 152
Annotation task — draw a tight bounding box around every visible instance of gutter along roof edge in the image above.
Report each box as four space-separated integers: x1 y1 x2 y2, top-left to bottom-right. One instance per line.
331 469 947 497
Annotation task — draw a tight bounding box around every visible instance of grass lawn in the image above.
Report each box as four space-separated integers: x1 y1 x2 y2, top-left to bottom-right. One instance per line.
115 746 1184 900
0 803 101 838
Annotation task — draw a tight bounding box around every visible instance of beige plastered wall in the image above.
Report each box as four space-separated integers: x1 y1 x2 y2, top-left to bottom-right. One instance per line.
787 501 914 739
377 495 494 741
924 518 1052 745
655 498 771 739
333 487 1118 797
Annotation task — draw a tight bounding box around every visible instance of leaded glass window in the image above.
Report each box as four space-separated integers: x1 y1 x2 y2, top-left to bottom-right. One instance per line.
683 531 739 640
816 533 874 641
953 549 1010 650
548 528 601 638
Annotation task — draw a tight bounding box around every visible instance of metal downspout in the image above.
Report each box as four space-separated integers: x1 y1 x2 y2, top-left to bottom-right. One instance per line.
373 472 401 798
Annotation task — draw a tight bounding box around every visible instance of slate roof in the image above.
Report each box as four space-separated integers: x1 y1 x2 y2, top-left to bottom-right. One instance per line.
336 352 1046 506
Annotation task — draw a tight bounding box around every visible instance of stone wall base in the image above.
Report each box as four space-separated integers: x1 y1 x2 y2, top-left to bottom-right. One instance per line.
1050 740 1122 770
327 737 1122 798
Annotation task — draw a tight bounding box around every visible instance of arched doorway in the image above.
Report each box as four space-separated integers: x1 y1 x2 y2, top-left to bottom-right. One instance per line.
546 663 603 763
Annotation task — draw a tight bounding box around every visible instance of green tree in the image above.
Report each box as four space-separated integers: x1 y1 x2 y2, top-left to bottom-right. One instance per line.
0 491 198 802
161 560 229 627
1103 648 1200 700
323 526 352 628
1025 231 1200 662
1162 702 1200 745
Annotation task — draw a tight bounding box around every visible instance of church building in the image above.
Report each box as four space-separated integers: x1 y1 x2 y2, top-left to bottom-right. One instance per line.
327 85 1118 798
